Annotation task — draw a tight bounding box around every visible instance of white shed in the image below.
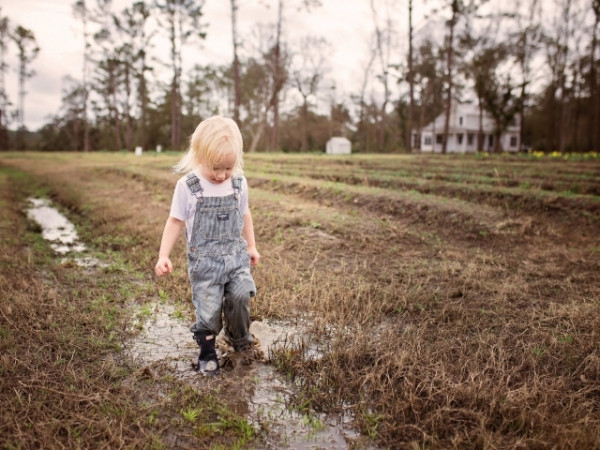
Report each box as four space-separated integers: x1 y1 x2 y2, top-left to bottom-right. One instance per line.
326 137 351 155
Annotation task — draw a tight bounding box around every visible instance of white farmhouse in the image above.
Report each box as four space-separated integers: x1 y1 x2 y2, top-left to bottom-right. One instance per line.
326 137 352 155
414 102 521 153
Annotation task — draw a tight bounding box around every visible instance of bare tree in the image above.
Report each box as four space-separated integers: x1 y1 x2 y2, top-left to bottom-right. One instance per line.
460 11 500 151
269 0 284 151
58 76 87 151
240 23 284 152
355 49 376 152
291 36 329 151
407 0 415 152
11 25 39 150
563 4 592 151
472 49 492 151
511 0 542 151
231 0 241 126
370 0 395 150
97 56 124 150
73 0 92 152
242 56 273 152
113 1 154 150
266 0 321 151
154 0 206 151
350 51 372 152
590 0 600 151
460 7 528 154
558 0 574 153
93 4 127 151
477 43 524 152
0 10 10 150
184 64 230 121
412 39 445 151
243 23 281 152
133 2 154 151
441 0 461 154
543 0 575 152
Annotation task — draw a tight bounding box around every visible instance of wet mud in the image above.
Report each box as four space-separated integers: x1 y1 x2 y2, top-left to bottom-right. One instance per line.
25 196 368 448
129 302 366 449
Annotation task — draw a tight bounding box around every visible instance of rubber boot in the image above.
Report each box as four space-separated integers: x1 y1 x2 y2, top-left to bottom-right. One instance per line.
193 331 219 376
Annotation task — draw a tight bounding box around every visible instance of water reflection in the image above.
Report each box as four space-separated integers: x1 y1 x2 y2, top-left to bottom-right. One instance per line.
27 198 86 253
26 198 107 268
129 302 361 449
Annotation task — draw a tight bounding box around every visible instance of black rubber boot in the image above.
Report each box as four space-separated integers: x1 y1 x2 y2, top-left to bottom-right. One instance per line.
193 331 219 376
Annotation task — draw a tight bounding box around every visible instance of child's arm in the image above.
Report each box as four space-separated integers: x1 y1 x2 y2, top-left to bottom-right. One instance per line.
242 211 260 266
155 216 185 276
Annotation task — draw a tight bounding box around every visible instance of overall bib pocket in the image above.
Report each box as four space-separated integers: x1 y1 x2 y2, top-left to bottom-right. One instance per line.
196 205 242 240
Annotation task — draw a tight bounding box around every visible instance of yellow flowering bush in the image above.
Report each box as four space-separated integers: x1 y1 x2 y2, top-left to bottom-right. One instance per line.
525 150 599 160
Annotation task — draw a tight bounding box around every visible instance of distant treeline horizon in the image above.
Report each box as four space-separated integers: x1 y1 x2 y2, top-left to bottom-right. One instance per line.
1 0 599 153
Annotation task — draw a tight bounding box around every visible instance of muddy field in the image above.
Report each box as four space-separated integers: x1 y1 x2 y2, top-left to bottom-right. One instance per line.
1 151 599 449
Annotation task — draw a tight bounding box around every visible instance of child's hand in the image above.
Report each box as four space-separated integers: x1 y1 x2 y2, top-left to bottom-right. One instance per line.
247 247 260 266
155 257 173 277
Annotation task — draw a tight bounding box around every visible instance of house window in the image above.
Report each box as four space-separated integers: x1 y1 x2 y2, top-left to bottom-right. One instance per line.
510 136 518 147
457 134 463 144
459 116 463 125
424 136 432 146
467 134 474 145
488 135 494 147
436 134 443 144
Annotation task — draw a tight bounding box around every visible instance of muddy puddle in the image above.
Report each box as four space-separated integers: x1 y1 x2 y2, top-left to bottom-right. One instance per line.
25 197 372 448
129 302 370 449
26 198 107 268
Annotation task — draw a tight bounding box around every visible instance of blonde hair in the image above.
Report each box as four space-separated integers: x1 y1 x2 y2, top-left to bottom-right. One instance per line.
173 116 244 174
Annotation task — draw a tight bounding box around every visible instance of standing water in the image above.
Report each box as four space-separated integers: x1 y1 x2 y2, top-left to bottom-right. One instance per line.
26 198 107 267
129 302 368 449
25 197 372 448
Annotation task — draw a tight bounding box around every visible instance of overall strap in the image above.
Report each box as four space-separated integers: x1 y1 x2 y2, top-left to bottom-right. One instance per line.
185 173 205 203
231 175 243 199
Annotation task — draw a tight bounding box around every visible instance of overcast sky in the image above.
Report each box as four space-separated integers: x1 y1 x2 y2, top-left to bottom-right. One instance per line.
1 0 441 130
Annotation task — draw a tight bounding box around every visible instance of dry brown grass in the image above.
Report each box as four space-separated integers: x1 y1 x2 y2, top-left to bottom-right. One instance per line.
249 154 600 449
1 152 599 449
0 167 160 449
0 162 263 449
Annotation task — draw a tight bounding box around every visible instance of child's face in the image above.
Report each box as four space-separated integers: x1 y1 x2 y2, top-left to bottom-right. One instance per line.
200 151 237 184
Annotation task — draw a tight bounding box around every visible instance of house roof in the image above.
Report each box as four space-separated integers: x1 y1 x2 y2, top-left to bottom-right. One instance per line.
327 137 351 143
418 101 519 134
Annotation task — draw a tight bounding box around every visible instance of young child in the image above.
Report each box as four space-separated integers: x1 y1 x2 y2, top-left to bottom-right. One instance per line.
155 116 260 376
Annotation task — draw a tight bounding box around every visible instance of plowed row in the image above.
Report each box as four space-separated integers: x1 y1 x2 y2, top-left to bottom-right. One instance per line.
2 152 599 449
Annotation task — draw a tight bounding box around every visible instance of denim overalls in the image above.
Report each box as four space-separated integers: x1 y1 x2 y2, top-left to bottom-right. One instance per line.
185 173 255 349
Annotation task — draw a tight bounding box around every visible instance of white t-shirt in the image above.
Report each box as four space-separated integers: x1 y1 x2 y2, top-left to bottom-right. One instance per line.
169 171 249 239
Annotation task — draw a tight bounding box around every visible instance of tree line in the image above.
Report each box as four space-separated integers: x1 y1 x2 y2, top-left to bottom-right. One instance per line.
0 0 598 153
